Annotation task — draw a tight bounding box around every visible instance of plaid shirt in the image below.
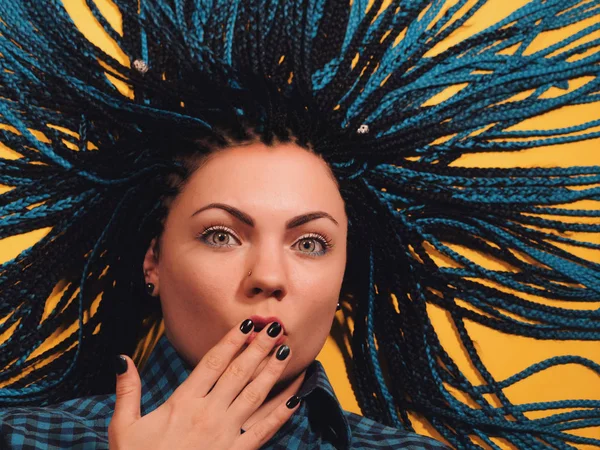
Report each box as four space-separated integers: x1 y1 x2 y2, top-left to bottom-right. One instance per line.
0 336 450 449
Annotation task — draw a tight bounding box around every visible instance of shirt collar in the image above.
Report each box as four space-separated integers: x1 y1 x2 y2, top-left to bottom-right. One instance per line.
139 335 352 449
296 359 352 449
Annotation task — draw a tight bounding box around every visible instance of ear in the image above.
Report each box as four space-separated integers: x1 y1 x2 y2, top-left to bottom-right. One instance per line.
142 237 160 294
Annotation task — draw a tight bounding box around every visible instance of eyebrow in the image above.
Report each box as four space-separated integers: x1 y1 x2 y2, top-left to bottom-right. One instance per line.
191 203 339 228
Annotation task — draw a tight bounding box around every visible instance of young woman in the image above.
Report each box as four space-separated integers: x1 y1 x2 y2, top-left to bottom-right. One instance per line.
107 139 449 448
1 137 450 448
1 0 598 448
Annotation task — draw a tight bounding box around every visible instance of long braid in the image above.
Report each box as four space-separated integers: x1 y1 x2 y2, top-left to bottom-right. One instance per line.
1 1 599 447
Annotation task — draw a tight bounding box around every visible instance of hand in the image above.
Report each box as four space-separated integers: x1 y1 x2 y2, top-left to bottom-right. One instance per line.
108 319 300 450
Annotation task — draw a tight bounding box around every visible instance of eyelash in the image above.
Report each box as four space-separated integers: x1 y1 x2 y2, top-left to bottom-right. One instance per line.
197 224 333 257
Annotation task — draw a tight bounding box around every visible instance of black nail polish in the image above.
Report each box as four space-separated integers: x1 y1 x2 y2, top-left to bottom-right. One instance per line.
276 345 290 360
240 319 254 334
115 355 127 375
267 322 282 337
286 395 300 409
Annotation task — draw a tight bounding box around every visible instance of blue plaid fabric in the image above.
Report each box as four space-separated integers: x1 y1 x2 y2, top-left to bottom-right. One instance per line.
0 336 450 449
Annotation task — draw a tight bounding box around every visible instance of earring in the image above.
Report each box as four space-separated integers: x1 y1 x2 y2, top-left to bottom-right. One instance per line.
145 282 155 296
336 303 341 311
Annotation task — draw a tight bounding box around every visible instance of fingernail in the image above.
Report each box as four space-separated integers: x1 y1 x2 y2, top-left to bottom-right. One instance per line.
267 322 282 337
240 319 254 334
286 395 300 409
115 355 127 375
276 345 290 361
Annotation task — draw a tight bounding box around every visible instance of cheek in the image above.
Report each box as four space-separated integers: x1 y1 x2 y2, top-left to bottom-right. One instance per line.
301 269 341 302
160 246 238 315
158 248 241 363
295 258 345 322
286 264 342 372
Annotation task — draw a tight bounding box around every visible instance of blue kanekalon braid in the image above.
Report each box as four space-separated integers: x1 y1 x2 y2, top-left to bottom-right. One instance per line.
1 0 599 448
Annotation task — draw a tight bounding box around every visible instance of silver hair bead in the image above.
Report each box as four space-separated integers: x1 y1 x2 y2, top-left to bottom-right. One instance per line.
133 59 149 74
357 124 369 134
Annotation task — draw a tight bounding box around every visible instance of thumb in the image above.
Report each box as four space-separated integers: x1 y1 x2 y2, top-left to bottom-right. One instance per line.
112 355 142 429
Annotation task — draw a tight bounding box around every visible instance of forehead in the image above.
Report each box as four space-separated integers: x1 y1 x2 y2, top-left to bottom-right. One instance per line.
174 142 346 221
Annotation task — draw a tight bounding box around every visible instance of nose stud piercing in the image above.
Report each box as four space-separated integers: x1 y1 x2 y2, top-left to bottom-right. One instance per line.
248 270 252 277
337 303 341 311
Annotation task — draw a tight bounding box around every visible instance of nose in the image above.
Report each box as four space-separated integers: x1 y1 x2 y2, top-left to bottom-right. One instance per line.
244 243 287 301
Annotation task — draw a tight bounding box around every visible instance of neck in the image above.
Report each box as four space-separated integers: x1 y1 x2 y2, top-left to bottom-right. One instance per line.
241 369 307 431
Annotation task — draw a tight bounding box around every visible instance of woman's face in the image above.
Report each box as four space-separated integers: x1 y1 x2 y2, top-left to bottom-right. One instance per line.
143 141 348 383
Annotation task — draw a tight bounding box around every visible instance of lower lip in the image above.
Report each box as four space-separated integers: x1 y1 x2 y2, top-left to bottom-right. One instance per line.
247 331 287 347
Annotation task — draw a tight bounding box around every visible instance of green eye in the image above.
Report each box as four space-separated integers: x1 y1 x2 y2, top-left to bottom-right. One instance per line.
295 234 332 257
298 239 318 253
211 231 232 245
199 226 240 248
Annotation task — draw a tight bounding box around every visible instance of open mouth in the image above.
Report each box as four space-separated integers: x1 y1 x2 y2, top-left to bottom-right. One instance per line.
246 328 287 347
249 315 286 335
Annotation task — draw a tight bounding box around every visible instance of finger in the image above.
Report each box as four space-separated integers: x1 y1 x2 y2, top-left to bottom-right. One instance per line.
110 355 142 430
227 344 292 422
208 321 284 407
177 318 255 399
237 394 302 449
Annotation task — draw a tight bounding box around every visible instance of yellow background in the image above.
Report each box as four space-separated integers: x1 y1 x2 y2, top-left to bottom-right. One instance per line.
0 1 598 448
